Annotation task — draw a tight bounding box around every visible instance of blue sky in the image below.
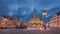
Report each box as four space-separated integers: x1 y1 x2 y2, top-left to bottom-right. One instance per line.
0 0 60 23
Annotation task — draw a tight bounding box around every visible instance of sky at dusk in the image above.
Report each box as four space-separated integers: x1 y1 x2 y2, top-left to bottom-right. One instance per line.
0 0 60 23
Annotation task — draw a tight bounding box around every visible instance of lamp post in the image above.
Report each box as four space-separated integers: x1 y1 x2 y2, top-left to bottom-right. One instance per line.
42 10 47 29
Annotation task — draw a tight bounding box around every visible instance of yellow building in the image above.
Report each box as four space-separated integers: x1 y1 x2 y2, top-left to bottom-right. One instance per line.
28 8 44 28
5 17 21 28
0 16 21 28
0 16 4 27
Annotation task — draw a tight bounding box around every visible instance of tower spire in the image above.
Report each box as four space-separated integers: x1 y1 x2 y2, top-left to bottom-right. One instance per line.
33 7 36 18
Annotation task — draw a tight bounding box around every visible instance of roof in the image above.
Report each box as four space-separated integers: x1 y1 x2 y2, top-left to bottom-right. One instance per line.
57 11 60 15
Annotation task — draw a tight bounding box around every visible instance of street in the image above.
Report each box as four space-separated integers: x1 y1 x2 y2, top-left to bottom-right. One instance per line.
0 28 60 34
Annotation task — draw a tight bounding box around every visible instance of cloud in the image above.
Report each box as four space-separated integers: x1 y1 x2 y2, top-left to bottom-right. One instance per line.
0 0 60 23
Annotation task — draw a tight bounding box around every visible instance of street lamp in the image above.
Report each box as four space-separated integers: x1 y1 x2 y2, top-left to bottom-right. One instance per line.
42 10 47 17
42 10 47 29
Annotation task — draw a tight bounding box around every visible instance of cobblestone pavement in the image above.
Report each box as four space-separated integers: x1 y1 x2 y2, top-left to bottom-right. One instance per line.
0 28 60 34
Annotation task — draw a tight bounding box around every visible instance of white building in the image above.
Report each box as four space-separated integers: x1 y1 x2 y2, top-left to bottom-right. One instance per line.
46 12 60 28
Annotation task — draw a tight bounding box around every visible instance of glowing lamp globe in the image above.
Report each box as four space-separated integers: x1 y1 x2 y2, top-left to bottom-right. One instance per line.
42 10 47 16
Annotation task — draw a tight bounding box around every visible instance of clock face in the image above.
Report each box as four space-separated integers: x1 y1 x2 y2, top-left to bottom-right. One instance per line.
0 0 60 23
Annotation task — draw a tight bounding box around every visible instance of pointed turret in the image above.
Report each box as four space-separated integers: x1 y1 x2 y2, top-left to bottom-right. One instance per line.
33 8 37 18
